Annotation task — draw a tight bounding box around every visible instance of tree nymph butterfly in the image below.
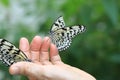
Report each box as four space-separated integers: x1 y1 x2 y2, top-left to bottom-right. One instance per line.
49 16 86 51
0 39 31 66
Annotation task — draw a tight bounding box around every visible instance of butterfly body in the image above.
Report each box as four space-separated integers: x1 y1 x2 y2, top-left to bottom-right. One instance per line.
0 39 31 66
49 16 86 51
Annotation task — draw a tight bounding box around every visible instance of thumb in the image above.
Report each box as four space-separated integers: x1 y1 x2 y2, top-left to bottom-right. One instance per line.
9 62 44 78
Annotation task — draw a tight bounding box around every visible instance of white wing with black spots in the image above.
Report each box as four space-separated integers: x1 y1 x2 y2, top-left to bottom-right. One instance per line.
50 16 65 32
0 39 31 66
49 16 86 51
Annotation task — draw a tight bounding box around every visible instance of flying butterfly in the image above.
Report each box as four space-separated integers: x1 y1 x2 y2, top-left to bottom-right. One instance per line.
49 16 86 51
0 39 31 66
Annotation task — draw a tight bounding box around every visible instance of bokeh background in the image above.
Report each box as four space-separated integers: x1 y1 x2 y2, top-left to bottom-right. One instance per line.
0 0 120 80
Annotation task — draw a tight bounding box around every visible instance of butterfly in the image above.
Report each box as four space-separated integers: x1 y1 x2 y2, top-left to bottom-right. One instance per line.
0 39 31 66
49 16 86 51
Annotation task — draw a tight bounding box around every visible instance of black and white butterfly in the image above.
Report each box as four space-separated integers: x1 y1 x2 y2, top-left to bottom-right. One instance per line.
49 16 86 51
0 39 31 66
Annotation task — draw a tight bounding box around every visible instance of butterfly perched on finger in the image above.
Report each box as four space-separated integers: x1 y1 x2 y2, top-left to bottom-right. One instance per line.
0 39 31 66
49 16 86 51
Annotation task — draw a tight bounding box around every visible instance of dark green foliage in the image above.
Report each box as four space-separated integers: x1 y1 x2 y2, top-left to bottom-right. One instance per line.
0 0 120 80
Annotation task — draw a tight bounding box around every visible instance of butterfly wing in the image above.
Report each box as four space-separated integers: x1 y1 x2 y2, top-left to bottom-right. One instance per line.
49 25 86 51
49 29 72 51
66 25 86 38
50 16 65 32
0 39 31 66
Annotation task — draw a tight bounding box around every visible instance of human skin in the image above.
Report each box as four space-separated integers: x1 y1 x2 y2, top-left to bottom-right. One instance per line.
9 36 96 80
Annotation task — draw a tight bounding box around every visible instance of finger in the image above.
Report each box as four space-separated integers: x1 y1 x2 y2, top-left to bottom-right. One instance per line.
50 43 63 65
9 62 44 79
30 36 42 62
40 37 51 64
19 38 30 58
29 77 37 80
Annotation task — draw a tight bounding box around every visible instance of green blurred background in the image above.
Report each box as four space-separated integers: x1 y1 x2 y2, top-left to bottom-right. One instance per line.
0 0 120 80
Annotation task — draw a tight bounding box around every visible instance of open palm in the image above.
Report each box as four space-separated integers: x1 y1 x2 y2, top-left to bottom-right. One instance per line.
9 36 95 80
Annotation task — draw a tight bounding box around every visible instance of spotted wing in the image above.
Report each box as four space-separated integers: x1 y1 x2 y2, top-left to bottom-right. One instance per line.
0 39 31 66
50 16 65 32
49 25 86 51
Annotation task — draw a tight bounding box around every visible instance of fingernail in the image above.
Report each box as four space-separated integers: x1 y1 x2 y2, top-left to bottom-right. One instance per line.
35 35 41 39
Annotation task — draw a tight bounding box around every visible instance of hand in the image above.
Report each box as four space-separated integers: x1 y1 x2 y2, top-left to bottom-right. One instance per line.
9 36 96 80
